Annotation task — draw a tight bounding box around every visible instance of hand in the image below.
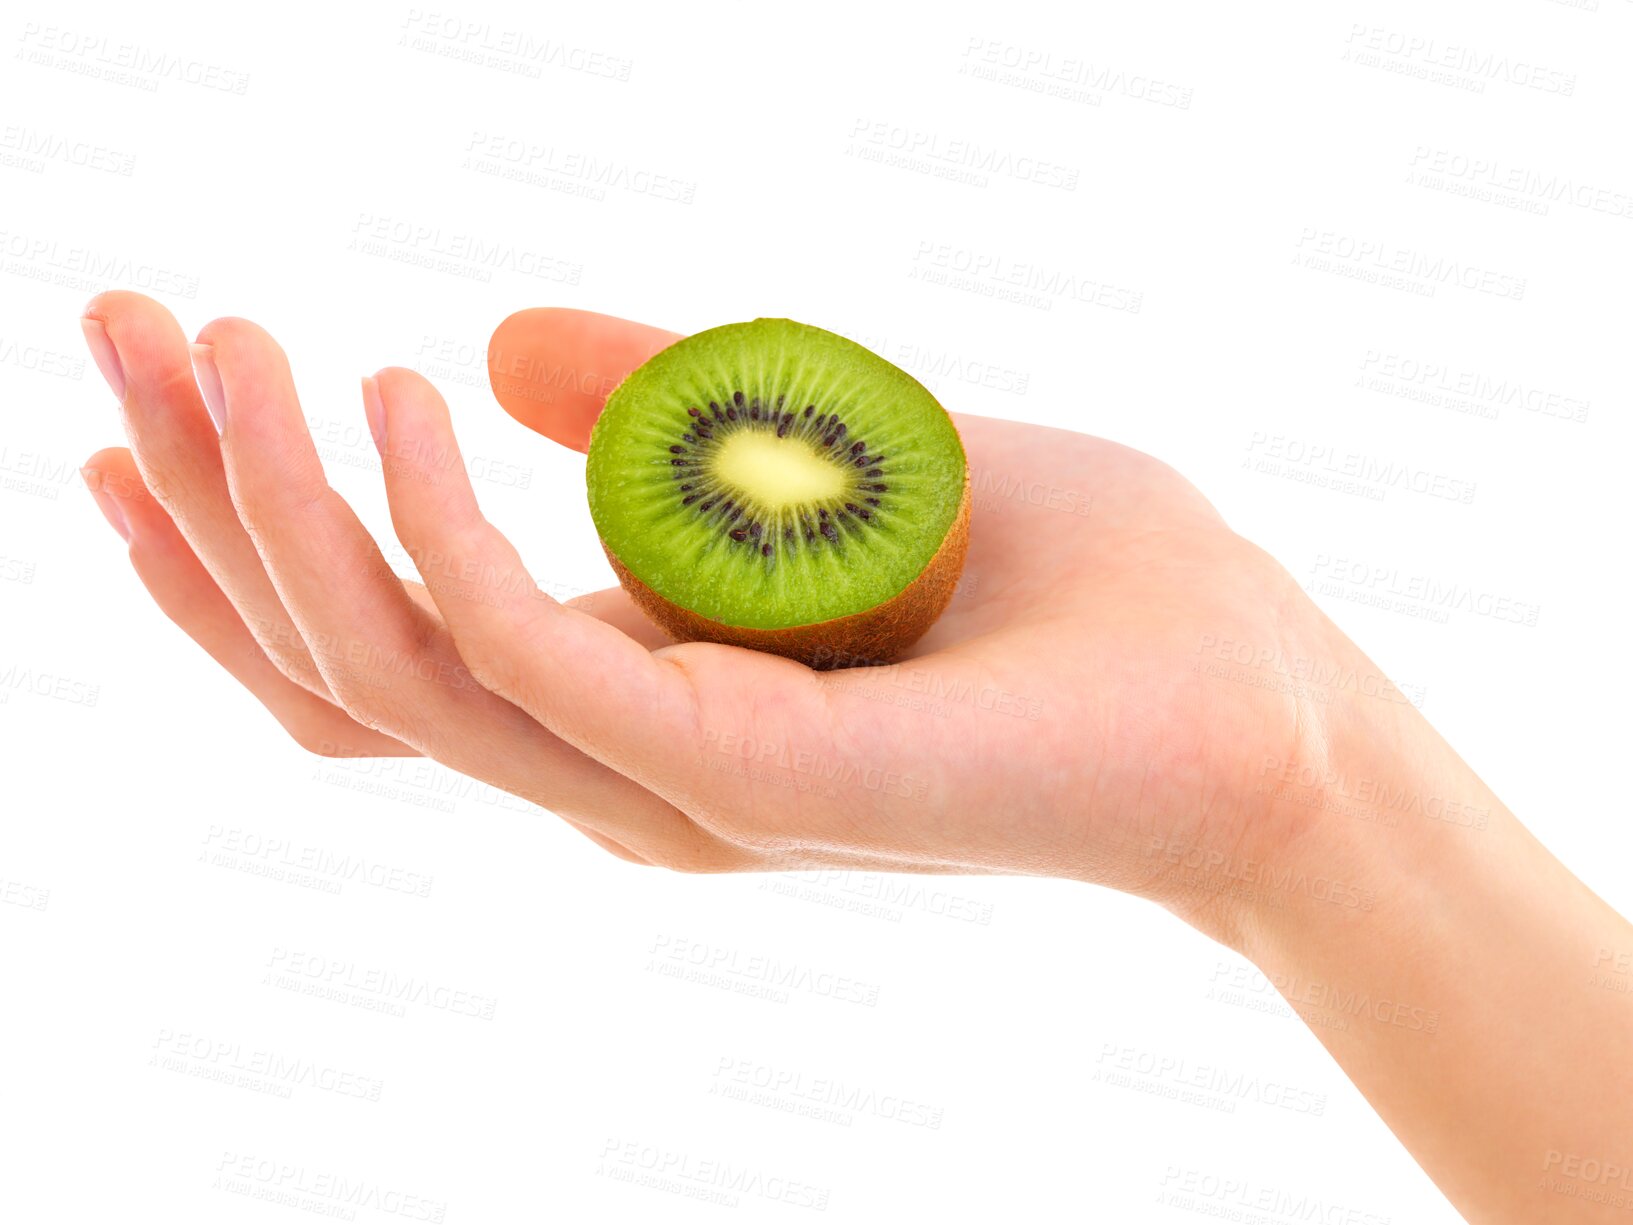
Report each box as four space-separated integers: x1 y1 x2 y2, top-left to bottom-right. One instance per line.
77 291 1361 906
79 293 1633 1222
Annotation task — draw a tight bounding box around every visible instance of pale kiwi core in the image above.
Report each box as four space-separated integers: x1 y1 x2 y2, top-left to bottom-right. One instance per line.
712 432 848 506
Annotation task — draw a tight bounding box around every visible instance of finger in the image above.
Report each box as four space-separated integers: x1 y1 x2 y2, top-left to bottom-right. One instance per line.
375 366 838 814
81 291 335 700
84 448 676 868
199 322 715 863
194 321 539 757
487 308 679 451
566 586 673 651
80 447 412 757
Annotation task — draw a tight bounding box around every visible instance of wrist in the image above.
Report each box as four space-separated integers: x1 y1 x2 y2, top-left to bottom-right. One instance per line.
1155 635 1494 959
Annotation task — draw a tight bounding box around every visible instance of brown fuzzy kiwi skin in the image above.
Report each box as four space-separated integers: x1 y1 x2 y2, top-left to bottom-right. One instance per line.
603 480 971 670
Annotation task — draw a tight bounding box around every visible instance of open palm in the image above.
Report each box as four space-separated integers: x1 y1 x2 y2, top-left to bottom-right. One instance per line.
82 295 1354 908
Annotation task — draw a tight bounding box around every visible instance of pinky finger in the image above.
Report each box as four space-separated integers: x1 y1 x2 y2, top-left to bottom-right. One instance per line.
81 447 414 758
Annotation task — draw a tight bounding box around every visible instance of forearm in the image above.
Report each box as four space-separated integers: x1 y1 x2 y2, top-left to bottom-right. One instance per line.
1221 701 1633 1222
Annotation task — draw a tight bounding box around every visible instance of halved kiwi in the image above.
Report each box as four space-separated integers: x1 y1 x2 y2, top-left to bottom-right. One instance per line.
586 319 969 668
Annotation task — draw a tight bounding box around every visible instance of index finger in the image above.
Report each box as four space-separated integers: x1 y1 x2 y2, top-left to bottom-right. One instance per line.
487 308 680 452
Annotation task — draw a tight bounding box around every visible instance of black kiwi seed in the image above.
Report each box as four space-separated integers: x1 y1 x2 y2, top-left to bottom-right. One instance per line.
732 390 745 408
683 494 700 505
845 503 860 514
749 522 762 537
804 405 815 417
850 441 865 454
730 528 747 542
761 543 772 556
865 496 880 505
820 522 839 542
669 445 686 453
687 407 701 417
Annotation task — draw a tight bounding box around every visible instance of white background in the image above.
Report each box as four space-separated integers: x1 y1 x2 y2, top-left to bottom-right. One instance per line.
3 1 1630 1221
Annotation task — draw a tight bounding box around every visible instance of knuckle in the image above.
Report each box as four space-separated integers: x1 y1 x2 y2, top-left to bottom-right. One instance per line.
661 826 767 872
324 677 396 732
459 645 525 708
284 723 356 758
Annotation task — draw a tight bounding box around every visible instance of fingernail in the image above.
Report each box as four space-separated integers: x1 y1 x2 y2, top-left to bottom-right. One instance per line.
361 375 387 453
80 317 126 401
82 469 132 542
190 343 227 432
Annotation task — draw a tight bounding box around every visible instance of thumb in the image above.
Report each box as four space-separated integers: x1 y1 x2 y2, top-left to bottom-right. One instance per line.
486 307 681 452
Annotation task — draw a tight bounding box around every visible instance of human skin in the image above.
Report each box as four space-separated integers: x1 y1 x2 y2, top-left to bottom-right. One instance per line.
79 291 1632 1222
